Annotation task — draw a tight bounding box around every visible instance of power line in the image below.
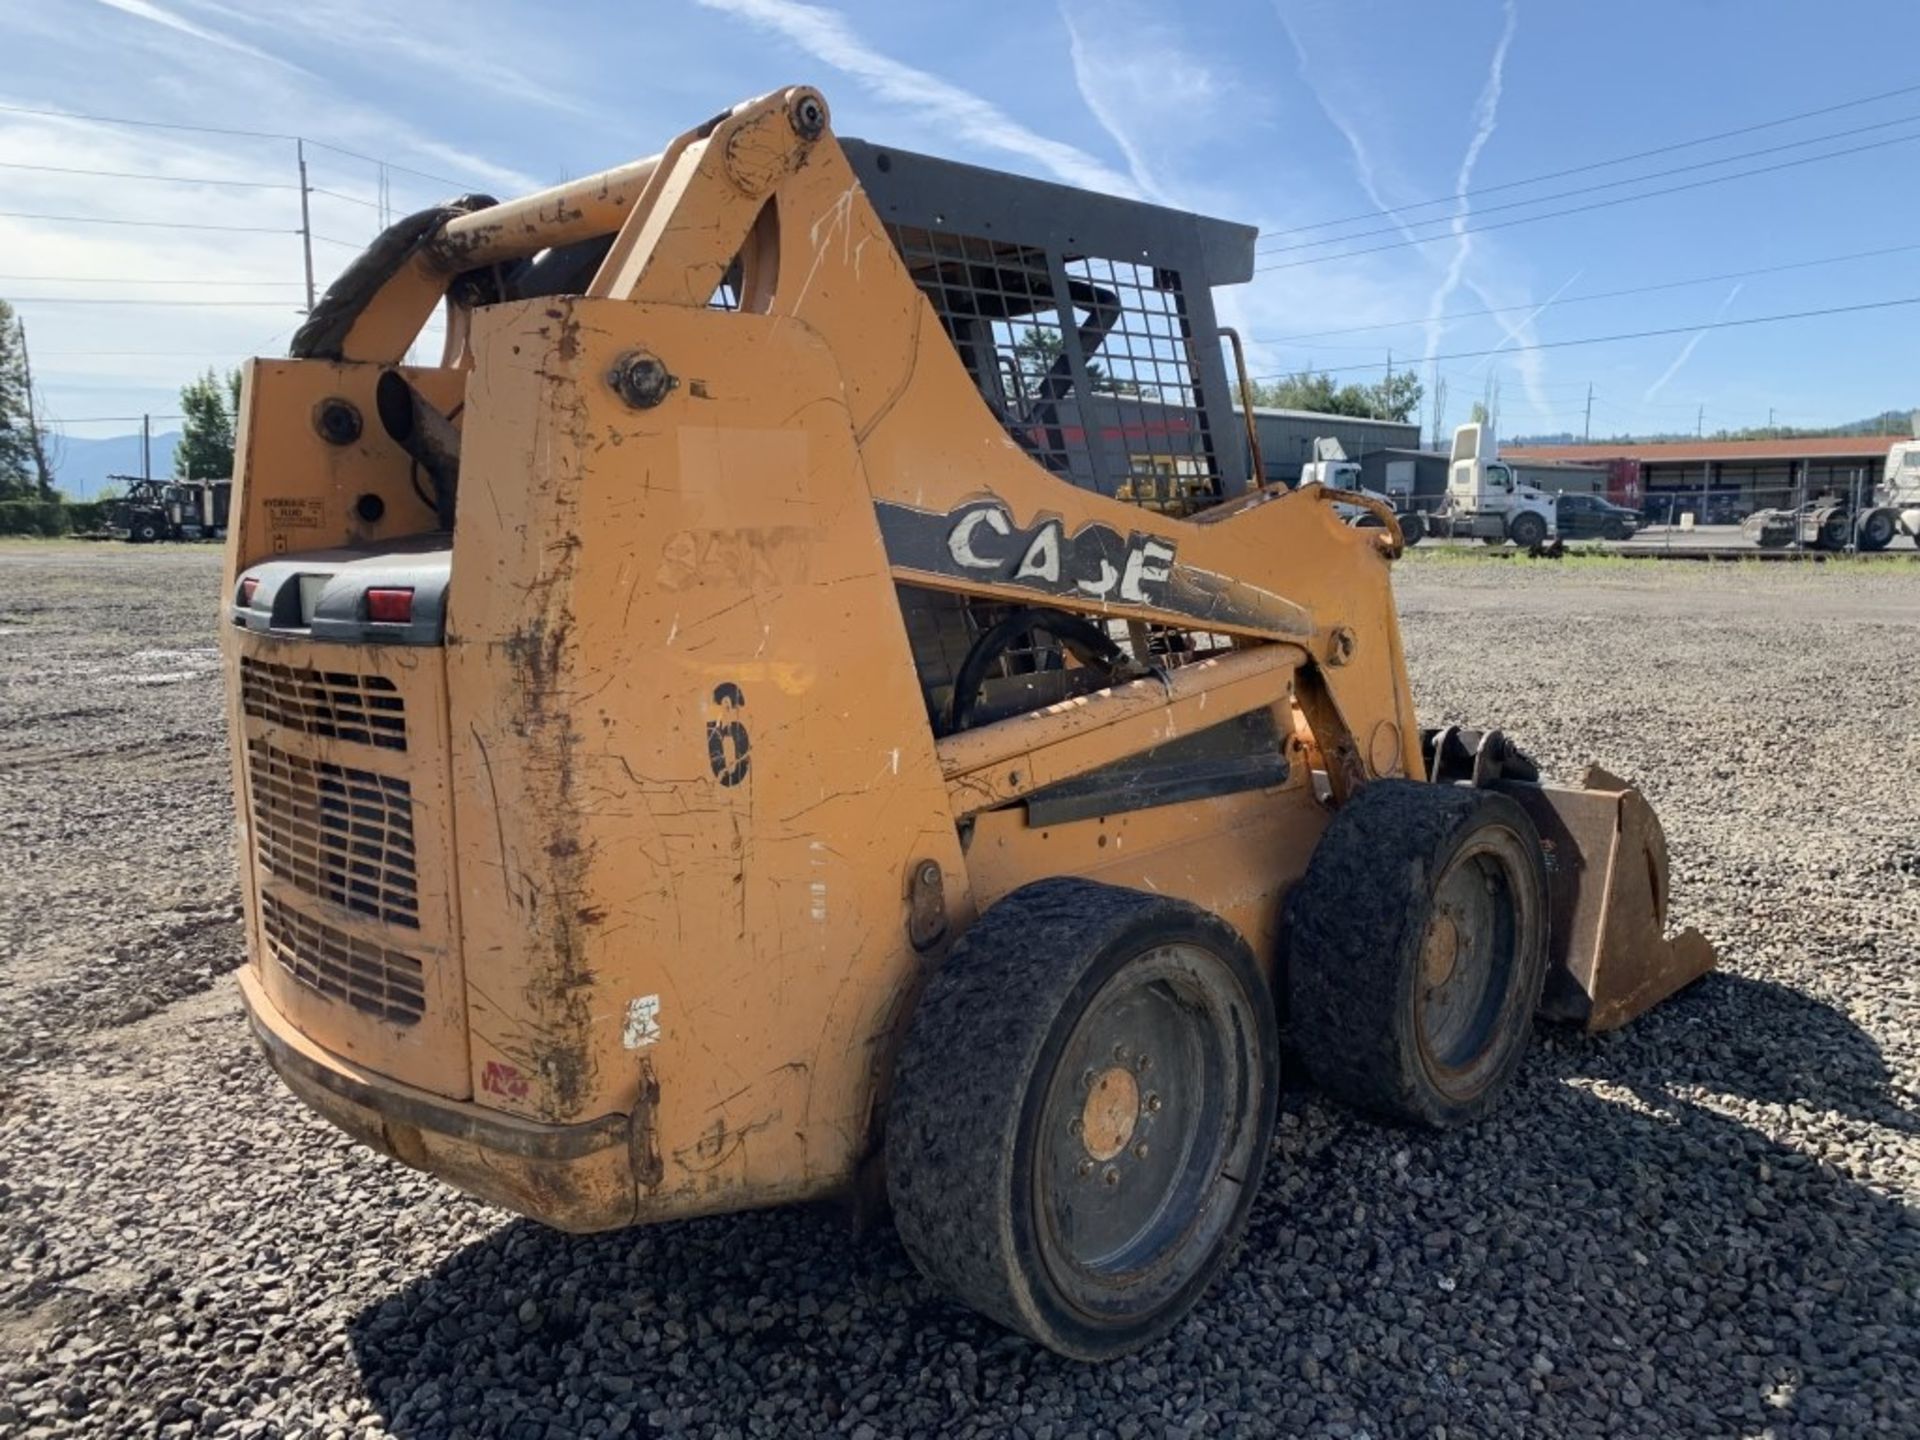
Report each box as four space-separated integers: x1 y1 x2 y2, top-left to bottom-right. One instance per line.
1255 239 1920 344
1258 79 1920 239
0 158 302 189
1246 295 1920 380
38 350 268 358
307 185 382 211
0 100 479 191
1253 130 1920 272
49 413 185 425
11 297 294 307
1256 113 1920 256
0 210 294 234
0 274 299 286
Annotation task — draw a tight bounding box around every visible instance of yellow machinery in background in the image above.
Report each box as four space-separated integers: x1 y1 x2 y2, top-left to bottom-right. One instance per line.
221 87 1712 1359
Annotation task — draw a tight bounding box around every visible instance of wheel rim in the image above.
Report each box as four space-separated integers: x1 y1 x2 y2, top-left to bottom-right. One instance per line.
1413 832 1532 1100
1033 943 1257 1321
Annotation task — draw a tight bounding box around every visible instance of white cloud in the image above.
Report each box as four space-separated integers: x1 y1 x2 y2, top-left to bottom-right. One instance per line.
164 0 594 123
1059 0 1232 209
694 0 1138 194
1424 0 1520 369
1272 1 1563 428
0 0 533 449
89 0 301 70
1644 282 1744 401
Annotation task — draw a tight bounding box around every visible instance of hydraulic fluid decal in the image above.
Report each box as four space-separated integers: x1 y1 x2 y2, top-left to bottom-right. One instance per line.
873 499 1305 636
263 497 326 532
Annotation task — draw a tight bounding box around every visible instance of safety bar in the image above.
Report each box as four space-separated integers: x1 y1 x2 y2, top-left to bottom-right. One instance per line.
421 86 813 274
425 156 664 273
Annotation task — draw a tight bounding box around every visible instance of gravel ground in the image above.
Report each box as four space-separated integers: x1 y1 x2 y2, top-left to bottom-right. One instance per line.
1 540 1916 1440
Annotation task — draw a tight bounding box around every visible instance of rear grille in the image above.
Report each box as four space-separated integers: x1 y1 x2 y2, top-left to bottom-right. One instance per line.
241 657 407 751
260 894 425 1026
247 738 418 927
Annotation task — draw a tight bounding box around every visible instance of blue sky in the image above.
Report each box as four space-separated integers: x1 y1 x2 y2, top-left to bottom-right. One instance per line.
4 0 1917 465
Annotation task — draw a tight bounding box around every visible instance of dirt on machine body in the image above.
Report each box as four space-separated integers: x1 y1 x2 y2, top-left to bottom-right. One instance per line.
219 87 1714 1359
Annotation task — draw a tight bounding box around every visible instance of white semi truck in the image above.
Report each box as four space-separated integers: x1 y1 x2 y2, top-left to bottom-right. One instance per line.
1877 437 1920 549
1421 423 1558 548
1744 434 1920 551
1297 437 1425 544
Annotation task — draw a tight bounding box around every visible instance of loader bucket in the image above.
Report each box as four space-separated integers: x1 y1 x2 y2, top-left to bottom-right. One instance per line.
1497 767 1717 1030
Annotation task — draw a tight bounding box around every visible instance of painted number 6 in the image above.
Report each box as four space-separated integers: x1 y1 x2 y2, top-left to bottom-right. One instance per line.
706 682 750 787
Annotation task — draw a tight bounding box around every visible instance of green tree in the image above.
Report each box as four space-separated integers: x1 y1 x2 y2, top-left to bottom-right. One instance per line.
1250 369 1337 413
1013 327 1109 394
175 367 243 480
1249 367 1423 423
0 301 57 500
1372 369 1423 424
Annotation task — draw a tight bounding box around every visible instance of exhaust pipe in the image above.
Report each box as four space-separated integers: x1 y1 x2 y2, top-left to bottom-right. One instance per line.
376 369 460 530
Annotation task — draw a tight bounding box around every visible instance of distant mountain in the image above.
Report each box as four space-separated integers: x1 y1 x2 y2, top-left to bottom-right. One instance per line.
1512 408 1917 449
52 431 182 500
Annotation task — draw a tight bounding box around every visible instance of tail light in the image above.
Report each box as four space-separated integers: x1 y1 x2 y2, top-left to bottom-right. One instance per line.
366 587 415 624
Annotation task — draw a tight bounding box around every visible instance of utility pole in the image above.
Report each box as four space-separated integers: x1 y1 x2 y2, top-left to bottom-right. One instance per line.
296 139 316 313
1696 403 1704 439
15 318 55 499
1767 406 1775 437
1583 382 1593 444
141 413 151 481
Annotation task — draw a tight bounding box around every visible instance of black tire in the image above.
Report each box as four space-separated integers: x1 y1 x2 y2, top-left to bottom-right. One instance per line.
1398 512 1425 546
1508 511 1548 550
1857 510 1895 552
887 878 1279 1360
1283 781 1548 1129
1604 520 1628 541
1817 510 1849 550
133 522 160 543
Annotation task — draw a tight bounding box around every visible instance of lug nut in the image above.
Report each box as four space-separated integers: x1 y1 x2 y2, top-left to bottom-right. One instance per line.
1146 1093 1163 1113
1102 1167 1120 1187
1068 1117 1083 1137
1077 1159 1094 1178
1135 1053 1153 1073
1112 1043 1129 1062
1133 1142 1149 1160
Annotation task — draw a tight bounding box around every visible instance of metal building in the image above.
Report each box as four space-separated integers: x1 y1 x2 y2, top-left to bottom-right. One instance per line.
1504 436 1905 523
1240 407 1421 487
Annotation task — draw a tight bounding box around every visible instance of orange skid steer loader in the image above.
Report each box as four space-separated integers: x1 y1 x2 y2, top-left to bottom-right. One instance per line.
222 87 1713 1359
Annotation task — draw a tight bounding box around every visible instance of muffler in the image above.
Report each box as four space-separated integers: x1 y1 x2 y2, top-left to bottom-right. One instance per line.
376 369 461 530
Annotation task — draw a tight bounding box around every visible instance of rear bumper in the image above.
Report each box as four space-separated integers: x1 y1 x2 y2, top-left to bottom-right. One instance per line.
238 967 641 1232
